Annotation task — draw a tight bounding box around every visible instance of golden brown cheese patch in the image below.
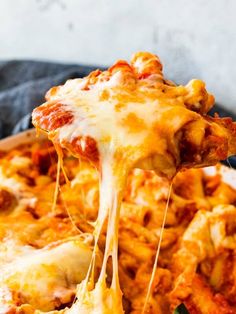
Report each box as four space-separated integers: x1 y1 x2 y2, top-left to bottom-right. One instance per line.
121 112 146 133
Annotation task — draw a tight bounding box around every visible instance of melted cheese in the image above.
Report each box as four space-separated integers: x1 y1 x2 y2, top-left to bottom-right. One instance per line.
0 237 94 311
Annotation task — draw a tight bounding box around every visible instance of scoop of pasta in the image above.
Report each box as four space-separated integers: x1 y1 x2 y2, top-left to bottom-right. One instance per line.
32 51 236 178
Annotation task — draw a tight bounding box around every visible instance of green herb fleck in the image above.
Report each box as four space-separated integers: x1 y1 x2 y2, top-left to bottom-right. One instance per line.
174 303 189 314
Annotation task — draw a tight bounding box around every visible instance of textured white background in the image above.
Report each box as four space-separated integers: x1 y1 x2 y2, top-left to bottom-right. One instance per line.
0 0 236 112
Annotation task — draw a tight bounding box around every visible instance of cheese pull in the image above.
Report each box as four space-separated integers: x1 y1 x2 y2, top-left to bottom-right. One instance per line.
32 52 236 314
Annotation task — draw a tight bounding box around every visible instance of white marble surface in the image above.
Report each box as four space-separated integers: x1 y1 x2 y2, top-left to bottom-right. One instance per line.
0 0 236 112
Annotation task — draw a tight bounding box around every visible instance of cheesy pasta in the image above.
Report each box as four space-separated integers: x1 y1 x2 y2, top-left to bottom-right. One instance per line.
0 140 235 313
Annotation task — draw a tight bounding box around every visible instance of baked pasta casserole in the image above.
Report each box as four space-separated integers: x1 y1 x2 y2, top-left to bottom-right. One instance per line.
1 52 236 313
